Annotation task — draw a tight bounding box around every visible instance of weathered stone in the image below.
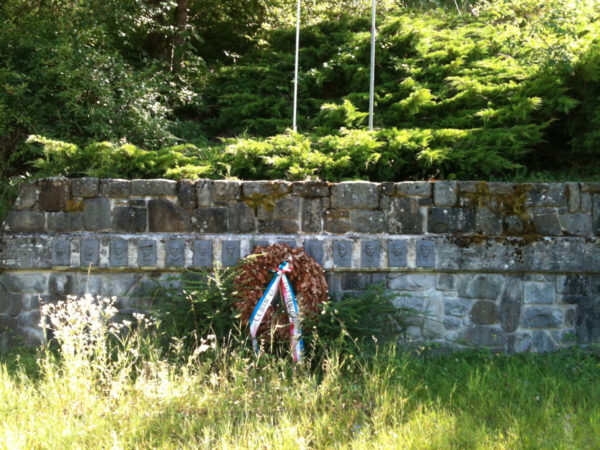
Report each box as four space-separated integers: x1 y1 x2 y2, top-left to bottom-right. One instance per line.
459 326 506 349
330 182 379 209
258 197 300 220
3 211 45 232
304 240 324 265
428 207 475 233
557 274 588 295
559 213 592 236
470 301 499 325
47 212 82 232
17 310 40 328
433 181 457 206
532 330 556 353
396 181 431 197
436 274 455 291
503 215 524 234
389 274 436 291
416 241 435 268
459 274 504 300
593 194 600 235
196 180 213 207
100 179 130 198
130 179 176 196
213 180 240 202
565 308 575 327
165 239 185 267
39 178 70 211
177 180 197 210
258 219 299 233
566 183 580 213
192 207 228 233
444 297 471 316
476 208 503 234
112 206 147 232
137 240 157 267
576 297 600 344
228 202 255 233
500 277 522 332
109 240 129 267
386 198 422 233
80 239 99 267
13 183 37 210
507 332 532 353
193 240 213 267
292 181 329 197
531 209 561 235
522 307 563 328
243 181 290 198
71 178 99 197
52 239 71 266
388 241 407 267
324 210 352 233
361 240 380 268
525 184 567 207
342 273 369 290
82 197 111 231
443 316 462 330
423 290 445 338
222 241 240 267
302 199 323 233
371 273 387 286
581 192 592 213
581 182 600 193
1 273 48 294
524 281 555 304
352 210 385 233
333 240 353 267
148 199 191 232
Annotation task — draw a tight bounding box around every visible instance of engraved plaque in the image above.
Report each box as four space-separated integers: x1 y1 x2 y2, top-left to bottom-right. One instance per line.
52 239 71 266
333 240 352 267
388 240 407 267
165 239 185 267
109 239 128 267
137 240 157 267
251 240 269 251
222 240 240 267
193 240 213 267
304 239 324 265
361 240 380 268
416 240 435 268
80 239 99 267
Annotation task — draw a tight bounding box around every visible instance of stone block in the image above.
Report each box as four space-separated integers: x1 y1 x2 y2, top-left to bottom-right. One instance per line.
13 183 37 210
559 213 592 236
52 239 71 266
395 181 431 197
503 215 524 234
1 273 48 295
243 181 290 197
3 211 45 232
532 330 556 353
100 179 130 198
193 241 213 267
196 180 213 207
531 209 561 235
222 241 240 267
386 198 422 233
361 240 380 268
341 273 369 290
130 179 176 196
192 207 228 233
469 301 499 325
444 297 471 317
258 219 299 234
302 199 323 233
433 181 457 206
416 241 435 268
525 184 567 207
292 181 329 197
148 199 191 232
566 182 580 213
112 206 147 232
500 277 522 333
423 290 445 339
459 326 506 349
137 240 157 267
524 281 555 304
436 274 455 290
228 202 255 233
39 178 70 211
47 212 82 232
476 208 503 234
522 306 563 328
83 197 111 231
304 240 324 265
71 178 99 197
330 182 379 209
581 192 592 213
324 210 351 233
351 210 385 233
333 240 352 267
507 332 532 353
80 239 99 267
444 316 462 330
213 180 240 202
177 180 197 210
557 274 588 295
575 296 600 344
428 207 475 233
593 194 600 235
388 241 407 267
389 274 436 291
165 239 185 267
458 274 503 299
109 240 129 267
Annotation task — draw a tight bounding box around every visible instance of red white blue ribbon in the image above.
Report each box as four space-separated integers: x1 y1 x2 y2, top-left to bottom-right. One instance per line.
249 261 304 362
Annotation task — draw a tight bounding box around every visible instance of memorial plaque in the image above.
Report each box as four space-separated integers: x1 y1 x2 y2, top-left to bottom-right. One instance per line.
193 240 213 267
165 239 185 267
80 239 99 267
137 240 157 267
222 240 240 267
109 239 128 267
304 239 324 265
388 240 407 267
52 239 71 266
251 240 269 251
416 240 435 267
333 240 352 267
361 240 380 268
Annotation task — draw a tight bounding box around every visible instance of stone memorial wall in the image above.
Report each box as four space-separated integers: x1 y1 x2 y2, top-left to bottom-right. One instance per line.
1 177 599 352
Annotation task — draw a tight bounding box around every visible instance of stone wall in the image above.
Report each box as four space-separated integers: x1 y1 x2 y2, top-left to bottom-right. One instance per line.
1 178 599 352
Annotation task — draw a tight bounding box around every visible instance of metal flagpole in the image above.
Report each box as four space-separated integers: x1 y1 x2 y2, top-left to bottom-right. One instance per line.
292 0 301 132
368 0 376 131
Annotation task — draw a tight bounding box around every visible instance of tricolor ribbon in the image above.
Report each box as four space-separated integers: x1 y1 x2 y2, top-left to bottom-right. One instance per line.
249 261 304 362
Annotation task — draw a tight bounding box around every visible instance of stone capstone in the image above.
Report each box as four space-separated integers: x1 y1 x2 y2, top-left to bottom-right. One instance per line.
71 178 99 198
433 181 457 206
13 183 37 210
177 180 197 210
100 179 131 198
292 181 329 197
330 182 379 209
130 179 176 196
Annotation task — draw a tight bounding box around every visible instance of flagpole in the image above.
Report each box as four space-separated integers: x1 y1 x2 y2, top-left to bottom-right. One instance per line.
368 0 376 131
292 0 301 132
